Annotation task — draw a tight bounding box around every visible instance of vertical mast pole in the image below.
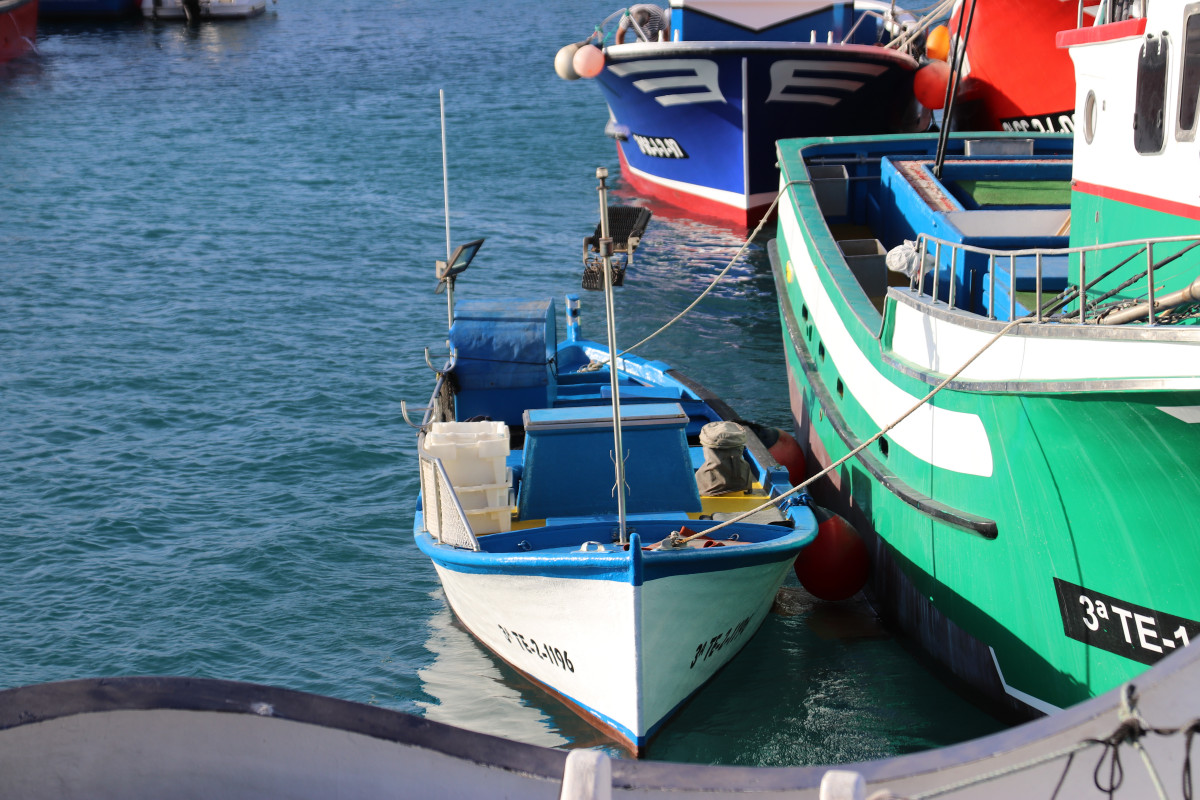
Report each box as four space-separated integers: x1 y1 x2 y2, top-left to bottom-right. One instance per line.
596 167 628 545
440 89 455 330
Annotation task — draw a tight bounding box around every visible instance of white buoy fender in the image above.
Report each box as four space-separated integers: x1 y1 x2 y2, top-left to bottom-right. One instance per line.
555 42 583 81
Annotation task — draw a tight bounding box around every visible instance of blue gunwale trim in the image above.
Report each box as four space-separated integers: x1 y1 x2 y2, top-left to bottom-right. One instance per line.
630 531 644 587
604 40 918 68
416 522 813 580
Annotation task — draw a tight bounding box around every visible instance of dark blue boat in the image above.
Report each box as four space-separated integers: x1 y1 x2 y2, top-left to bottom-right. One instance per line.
562 0 930 226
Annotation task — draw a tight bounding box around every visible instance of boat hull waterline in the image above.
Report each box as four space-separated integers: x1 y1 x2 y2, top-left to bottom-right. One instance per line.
140 0 265 19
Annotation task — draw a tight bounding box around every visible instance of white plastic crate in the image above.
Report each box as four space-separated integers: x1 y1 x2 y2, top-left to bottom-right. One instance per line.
421 421 510 487
465 504 513 535
454 471 512 511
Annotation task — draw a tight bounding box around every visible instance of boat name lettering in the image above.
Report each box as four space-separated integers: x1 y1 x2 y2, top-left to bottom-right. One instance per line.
689 616 751 668
497 624 574 672
632 134 688 159
1054 578 1200 666
1000 112 1075 134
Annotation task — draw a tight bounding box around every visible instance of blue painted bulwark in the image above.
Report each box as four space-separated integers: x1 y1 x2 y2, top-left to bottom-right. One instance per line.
672 4 857 43
874 152 1072 318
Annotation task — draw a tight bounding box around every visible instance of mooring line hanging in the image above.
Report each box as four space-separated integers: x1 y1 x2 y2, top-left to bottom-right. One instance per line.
583 178 811 375
681 312 1035 543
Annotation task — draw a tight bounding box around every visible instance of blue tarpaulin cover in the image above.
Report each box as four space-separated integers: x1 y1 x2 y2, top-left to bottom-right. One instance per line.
449 298 557 425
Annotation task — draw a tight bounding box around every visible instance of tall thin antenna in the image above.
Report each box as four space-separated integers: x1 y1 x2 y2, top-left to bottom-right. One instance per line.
440 90 454 330
596 167 628 545
440 89 451 264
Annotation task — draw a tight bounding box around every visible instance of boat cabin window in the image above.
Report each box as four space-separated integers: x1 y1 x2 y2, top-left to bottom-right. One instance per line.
1135 32 1169 153
1177 10 1200 140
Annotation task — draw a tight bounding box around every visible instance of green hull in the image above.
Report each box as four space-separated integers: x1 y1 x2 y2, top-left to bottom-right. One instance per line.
773 133 1200 715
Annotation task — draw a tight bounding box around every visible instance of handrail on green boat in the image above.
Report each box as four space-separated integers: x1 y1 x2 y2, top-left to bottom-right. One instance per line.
910 231 1200 326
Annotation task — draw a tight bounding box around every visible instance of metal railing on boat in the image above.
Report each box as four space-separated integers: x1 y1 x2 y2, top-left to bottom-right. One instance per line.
910 232 1200 325
418 450 481 552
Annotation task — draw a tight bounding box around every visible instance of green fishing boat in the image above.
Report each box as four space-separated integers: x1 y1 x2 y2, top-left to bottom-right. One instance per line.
771 0 1200 716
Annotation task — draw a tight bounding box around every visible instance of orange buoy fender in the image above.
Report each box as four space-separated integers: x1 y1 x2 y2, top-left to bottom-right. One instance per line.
913 60 951 111
926 24 951 62
767 429 806 487
794 508 869 601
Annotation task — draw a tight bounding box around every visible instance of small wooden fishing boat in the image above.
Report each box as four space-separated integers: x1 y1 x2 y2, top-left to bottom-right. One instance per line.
140 0 264 20
2 640 1198 797
770 0 1200 720
556 0 929 226
410 170 817 755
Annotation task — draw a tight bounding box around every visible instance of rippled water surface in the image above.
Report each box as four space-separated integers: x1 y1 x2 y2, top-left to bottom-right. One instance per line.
1 0 1003 765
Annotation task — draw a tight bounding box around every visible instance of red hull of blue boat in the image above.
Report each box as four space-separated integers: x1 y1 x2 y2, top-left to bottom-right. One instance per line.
40 0 138 18
0 0 36 63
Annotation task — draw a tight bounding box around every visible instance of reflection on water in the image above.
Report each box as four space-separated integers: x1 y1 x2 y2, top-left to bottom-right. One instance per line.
416 592 624 755
417 584 1005 766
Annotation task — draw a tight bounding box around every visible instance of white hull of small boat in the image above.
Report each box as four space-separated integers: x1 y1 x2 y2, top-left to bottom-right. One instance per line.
140 0 265 19
2 642 1198 799
428 540 796 747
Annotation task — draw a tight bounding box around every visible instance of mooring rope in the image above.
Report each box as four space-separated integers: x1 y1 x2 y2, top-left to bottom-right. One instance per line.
673 311 1035 544
574 170 1040 545
581 179 808 374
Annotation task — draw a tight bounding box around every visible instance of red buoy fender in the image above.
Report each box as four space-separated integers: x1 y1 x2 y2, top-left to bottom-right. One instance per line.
793 508 869 602
913 60 951 111
767 429 807 487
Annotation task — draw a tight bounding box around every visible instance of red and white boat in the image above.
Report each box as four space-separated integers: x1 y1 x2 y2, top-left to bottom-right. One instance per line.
0 0 37 64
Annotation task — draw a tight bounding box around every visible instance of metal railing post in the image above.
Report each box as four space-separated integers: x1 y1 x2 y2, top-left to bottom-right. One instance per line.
949 245 958 309
933 241 942 303
1146 241 1156 325
1079 250 1087 322
988 253 996 319
1009 254 1016 321
916 237 928 294
1035 252 1043 322
432 458 444 545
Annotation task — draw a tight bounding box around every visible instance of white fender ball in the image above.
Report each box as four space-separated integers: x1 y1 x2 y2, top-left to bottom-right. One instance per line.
555 42 583 81
572 44 605 79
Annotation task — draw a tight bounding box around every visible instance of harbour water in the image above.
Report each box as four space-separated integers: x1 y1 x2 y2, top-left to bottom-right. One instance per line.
1 0 1004 764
